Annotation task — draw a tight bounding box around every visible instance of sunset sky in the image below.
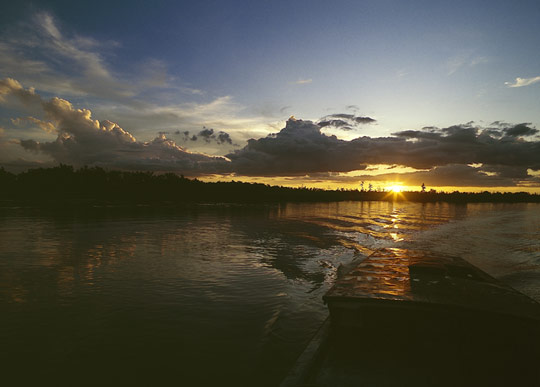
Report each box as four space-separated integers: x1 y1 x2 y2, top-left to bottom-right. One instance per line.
1 0 540 192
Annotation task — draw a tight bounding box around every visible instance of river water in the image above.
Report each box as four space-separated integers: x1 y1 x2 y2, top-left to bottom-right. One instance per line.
1 201 539 385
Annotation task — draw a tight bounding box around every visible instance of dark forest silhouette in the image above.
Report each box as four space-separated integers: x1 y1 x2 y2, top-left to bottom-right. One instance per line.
1 165 539 205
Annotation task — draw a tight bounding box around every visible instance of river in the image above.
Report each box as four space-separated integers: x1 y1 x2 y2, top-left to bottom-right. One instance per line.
1 201 539 385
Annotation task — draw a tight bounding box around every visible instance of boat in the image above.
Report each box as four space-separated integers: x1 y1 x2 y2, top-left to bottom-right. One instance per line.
280 248 540 386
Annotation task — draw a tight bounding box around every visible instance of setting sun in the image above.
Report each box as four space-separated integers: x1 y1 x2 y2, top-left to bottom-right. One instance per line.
388 185 403 193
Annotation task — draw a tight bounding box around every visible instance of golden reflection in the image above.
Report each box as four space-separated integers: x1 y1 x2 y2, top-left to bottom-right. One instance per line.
326 248 412 299
389 211 403 241
390 232 403 241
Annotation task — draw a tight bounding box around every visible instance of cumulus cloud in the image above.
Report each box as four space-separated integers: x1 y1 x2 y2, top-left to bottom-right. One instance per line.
2 78 228 173
505 76 540 88
0 78 41 105
11 116 57 133
226 117 540 187
226 118 371 176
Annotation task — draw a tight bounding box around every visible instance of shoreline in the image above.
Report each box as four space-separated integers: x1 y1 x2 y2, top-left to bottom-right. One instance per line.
2 165 540 206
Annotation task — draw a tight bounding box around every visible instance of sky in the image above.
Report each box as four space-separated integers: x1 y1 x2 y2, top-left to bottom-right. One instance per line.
1 0 540 192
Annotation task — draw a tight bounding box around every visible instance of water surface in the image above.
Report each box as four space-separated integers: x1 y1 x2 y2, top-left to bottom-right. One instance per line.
1 202 539 385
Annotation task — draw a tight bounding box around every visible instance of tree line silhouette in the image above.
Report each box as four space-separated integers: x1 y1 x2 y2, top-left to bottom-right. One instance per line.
1 165 539 206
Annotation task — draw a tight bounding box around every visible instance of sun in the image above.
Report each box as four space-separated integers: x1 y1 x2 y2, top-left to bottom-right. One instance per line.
382 184 406 201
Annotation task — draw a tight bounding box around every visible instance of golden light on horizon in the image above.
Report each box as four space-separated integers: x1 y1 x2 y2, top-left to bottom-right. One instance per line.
388 184 403 193
382 184 407 201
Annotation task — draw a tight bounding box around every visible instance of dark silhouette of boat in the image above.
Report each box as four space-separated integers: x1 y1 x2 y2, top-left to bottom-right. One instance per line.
281 248 540 386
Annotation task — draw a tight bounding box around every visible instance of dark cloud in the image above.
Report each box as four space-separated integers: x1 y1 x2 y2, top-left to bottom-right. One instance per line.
503 123 539 137
226 118 371 175
390 124 540 170
479 164 530 179
279 106 291 113
372 164 520 187
318 113 376 130
227 118 540 186
198 127 215 142
216 131 233 145
482 129 503 138
484 122 539 138
173 128 233 145
337 113 376 124
174 130 192 141
318 119 352 130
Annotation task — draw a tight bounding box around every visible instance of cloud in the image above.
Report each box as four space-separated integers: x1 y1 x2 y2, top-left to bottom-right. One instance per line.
198 127 215 143
505 76 540 88
226 117 540 187
3 78 540 188
292 79 312 85
2 78 228 174
446 53 489 76
301 164 523 188
0 11 207 110
446 51 489 75
227 118 366 175
390 124 540 170
0 78 41 105
279 106 291 114
11 116 57 133
174 128 234 145
216 131 233 145
318 113 376 130
503 123 539 137
282 161 538 188
358 165 521 188
0 12 135 102
0 12 281 155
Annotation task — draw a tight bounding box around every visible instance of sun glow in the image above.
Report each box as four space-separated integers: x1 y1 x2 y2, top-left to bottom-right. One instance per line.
388 185 403 193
